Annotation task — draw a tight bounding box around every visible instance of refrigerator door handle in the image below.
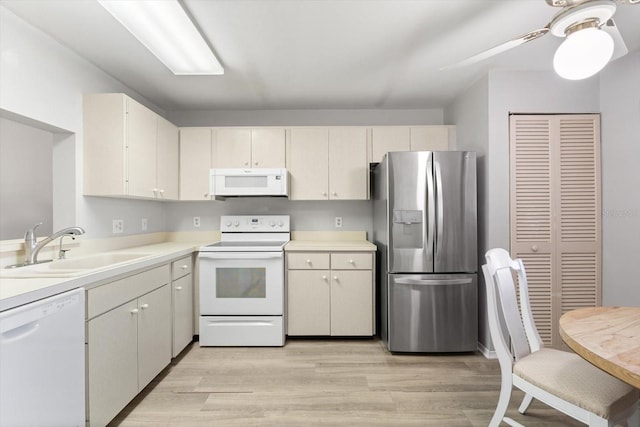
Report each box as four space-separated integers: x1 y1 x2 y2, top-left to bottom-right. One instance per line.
426 154 435 257
394 278 473 286
434 160 444 258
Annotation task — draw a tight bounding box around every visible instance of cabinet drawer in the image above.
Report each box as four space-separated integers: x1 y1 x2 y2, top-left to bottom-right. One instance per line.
172 255 192 280
287 252 330 270
87 264 171 319
331 253 372 270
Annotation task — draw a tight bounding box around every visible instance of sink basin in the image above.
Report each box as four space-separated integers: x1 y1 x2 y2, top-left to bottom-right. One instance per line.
1 252 154 278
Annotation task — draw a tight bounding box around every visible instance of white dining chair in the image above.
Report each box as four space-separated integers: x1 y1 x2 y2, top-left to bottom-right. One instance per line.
482 248 639 427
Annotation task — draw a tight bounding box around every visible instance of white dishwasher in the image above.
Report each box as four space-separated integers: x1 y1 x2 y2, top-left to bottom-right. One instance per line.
0 288 85 427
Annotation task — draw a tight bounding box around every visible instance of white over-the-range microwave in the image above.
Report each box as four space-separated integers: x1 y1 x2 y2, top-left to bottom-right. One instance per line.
210 168 289 199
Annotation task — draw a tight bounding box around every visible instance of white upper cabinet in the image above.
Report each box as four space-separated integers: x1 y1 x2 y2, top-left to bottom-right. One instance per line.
83 93 179 200
370 125 455 163
287 127 368 201
328 127 368 200
179 127 214 201
214 127 285 168
288 128 330 200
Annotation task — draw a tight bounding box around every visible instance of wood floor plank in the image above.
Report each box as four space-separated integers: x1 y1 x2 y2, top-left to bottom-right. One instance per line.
109 338 587 426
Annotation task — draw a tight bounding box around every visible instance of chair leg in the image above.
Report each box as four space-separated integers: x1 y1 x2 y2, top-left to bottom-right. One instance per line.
518 393 534 414
489 372 514 427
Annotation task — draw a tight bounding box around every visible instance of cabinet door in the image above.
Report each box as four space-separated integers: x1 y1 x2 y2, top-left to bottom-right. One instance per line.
371 127 410 163
127 98 158 198
83 93 127 196
330 270 373 336
156 116 179 200
137 284 172 390
251 128 285 167
180 127 213 200
288 128 329 200
410 126 450 152
287 270 330 335
172 274 194 357
215 128 252 168
87 300 138 427
329 127 368 200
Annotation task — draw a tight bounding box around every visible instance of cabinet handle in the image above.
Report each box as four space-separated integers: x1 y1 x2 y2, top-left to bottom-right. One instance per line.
175 286 183 291
181 264 188 269
140 303 149 310
130 308 139 315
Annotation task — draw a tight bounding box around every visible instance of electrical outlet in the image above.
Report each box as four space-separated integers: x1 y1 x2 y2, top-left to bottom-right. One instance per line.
335 217 343 228
193 217 201 228
141 218 148 231
112 219 124 234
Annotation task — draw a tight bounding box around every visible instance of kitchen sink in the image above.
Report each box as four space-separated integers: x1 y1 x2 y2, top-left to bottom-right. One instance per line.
1 252 154 278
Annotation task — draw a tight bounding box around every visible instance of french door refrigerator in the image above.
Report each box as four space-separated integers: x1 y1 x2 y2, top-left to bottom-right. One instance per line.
372 151 477 352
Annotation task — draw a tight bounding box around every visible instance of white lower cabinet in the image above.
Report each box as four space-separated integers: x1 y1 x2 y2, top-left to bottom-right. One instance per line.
172 256 194 357
86 265 172 427
287 251 374 336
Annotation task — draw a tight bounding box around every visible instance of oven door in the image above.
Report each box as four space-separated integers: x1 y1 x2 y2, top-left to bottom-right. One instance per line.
199 251 284 315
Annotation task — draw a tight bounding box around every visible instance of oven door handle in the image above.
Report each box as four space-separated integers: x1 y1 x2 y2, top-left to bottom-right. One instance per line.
198 252 283 260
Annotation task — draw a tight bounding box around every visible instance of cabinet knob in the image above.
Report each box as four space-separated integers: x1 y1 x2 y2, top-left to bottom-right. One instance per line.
333 276 339 281
321 192 327 197
204 192 209 198
153 188 158 193
130 308 139 315
254 162 259 166
322 275 327 281
532 245 539 252
332 192 337 196
140 303 149 309
306 259 311 264
181 264 188 269
159 189 165 194
175 286 183 291
244 161 249 166
349 259 354 264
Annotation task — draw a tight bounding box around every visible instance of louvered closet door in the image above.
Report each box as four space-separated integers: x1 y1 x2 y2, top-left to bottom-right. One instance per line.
510 114 601 348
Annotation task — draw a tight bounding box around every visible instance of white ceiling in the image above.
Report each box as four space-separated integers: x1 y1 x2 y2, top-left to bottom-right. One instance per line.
3 0 640 112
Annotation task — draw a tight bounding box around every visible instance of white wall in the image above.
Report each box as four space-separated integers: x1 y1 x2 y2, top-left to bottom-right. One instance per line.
168 108 444 127
599 51 640 306
0 117 53 239
0 7 167 238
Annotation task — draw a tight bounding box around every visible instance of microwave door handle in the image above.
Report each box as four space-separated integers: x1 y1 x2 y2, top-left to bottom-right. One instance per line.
199 252 283 260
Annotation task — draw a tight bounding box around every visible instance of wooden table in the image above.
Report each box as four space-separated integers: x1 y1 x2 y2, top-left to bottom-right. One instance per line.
559 306 640 389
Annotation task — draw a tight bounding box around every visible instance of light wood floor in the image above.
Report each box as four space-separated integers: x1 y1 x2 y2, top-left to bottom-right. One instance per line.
110 338 583 426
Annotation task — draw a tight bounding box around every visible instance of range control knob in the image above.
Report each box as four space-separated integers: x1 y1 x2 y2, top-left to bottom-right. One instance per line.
226 221 232 227
233 220 240 227
270 221 276 227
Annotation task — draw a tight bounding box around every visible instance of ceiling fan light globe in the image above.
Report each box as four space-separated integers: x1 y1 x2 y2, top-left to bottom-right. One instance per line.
553 27 614 80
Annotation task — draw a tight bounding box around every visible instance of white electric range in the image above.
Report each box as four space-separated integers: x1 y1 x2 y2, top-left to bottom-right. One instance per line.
198 215 290 346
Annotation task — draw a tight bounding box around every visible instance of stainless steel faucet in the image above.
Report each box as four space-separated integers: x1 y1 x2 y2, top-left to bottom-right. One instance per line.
24 223 86 265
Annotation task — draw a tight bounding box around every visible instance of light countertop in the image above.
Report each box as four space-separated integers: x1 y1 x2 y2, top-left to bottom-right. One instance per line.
285 240 376 251
0 241 210 312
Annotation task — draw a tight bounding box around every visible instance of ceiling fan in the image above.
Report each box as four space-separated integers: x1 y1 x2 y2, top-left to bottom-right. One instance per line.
445 0 638 79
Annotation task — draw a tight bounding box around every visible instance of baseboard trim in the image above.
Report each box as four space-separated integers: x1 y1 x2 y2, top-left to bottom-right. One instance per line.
478 342 497 359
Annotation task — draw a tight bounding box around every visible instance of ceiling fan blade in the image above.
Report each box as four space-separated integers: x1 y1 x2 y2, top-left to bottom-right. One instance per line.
441 27 549 70
602 18 628 61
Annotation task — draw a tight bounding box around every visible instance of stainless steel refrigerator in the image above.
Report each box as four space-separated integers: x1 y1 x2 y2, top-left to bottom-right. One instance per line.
372 151 477 352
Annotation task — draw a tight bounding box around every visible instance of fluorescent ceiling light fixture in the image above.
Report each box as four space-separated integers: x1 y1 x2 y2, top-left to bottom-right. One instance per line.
98 0 223 75
553 23 613 80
